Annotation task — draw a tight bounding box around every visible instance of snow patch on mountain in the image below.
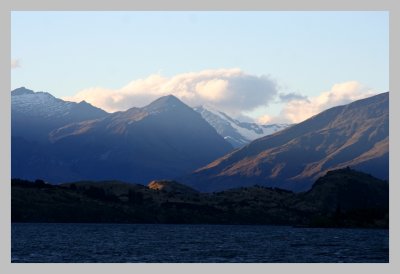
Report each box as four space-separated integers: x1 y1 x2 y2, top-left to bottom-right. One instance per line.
12 88 74 118
194 105 291 148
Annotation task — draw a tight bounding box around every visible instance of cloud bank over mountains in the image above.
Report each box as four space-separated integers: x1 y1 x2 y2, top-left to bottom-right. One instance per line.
279 81 377 123
64 68 278 116
64 69 379 124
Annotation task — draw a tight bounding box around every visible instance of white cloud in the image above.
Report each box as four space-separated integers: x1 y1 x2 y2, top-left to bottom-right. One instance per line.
276 81 377 123
64 72 377 126
195 79 228 101
257 114 274 124
63 68 278 114
11 59 21 69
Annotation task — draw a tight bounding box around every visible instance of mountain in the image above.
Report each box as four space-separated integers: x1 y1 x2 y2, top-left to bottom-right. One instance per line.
12 93 233 183
194 105 291 148
12 87 107 143
183 92 389 192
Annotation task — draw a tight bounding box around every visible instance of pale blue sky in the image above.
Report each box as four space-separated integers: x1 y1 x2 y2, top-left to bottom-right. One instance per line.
11 11 388 121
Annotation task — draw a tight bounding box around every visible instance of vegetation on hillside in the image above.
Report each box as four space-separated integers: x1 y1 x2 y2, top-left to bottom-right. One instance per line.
11 168 388 228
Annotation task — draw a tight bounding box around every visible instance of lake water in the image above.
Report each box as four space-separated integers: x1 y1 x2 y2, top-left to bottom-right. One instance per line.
11 223 388 263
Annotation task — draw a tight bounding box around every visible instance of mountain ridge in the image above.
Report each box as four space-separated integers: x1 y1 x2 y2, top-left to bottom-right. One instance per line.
12 87 108 143
11 87 388 193
12 89 233 184
183 92 389 192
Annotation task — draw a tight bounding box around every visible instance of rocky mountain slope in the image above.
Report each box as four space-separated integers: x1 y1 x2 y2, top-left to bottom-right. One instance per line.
183 92 389 192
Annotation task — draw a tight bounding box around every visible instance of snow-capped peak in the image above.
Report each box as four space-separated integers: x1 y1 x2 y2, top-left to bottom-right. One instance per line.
194 105 291 148
12 88 75 118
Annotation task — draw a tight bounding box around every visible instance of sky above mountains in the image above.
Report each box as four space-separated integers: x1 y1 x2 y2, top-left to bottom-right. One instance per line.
11 11 388 123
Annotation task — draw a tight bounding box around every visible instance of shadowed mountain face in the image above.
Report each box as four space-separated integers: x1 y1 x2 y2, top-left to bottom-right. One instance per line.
12 91 233 184
12 87 109 182
12 87 108 143
182 92 389 192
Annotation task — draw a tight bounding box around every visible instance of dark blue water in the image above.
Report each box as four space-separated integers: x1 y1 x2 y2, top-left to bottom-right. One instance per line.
11 223 388 263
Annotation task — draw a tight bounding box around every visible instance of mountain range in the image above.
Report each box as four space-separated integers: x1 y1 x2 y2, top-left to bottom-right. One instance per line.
12 89 233 183
183 92 389 192
47 95 234 183
11 87 389 192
